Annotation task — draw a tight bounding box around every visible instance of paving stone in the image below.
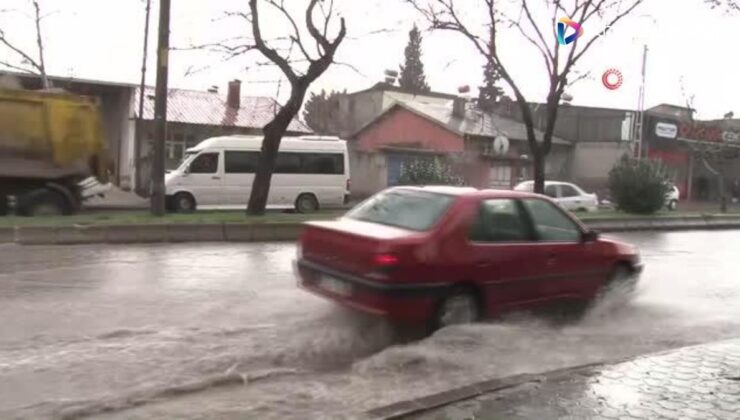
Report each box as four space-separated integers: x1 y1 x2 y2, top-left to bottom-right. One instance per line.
409 340 740 420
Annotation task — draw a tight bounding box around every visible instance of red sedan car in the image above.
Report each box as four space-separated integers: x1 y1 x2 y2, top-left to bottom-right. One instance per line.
295 186 642 330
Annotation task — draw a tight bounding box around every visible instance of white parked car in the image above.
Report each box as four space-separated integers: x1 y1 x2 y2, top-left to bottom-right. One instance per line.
666 184 680 211
514 180 599 212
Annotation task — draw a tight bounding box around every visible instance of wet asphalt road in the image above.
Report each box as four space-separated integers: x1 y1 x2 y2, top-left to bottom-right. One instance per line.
1 231 740 419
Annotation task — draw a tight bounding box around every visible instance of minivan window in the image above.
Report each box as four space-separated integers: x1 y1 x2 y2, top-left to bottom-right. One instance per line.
225 151 260 173
225 151 345 175
346 190 455 231
189 152 218 174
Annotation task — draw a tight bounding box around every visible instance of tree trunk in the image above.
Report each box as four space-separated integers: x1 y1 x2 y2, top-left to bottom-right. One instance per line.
532 149 546 195
247 88 307 215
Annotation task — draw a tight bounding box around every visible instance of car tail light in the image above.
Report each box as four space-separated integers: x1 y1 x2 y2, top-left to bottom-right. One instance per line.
346 178 351 191
373 253 399 267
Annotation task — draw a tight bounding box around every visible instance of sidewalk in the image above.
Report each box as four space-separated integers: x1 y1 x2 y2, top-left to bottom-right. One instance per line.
375 339 740 419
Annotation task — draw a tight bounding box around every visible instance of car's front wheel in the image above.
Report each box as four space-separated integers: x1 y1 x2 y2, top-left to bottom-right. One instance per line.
431 288 481 331
172 192 196 213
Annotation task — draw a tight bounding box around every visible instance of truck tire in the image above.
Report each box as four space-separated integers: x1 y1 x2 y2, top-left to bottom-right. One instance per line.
18 189 68 217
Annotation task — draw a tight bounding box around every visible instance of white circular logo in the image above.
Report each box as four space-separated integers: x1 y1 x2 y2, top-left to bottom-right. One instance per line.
493 136 510 156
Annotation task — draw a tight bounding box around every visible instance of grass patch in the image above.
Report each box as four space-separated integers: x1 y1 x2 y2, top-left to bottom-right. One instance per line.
0 209 345 228
577 209 740 220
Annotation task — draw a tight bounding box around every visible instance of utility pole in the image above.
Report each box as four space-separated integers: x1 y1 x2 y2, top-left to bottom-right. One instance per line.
135 0 152 196
634 45 648 159
151 0 170 216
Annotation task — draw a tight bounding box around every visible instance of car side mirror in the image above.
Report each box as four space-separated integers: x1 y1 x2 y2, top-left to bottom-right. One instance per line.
582 229 600 243
183 166 190 175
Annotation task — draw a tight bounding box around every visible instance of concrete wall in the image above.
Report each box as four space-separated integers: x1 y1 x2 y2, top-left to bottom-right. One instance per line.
338 90 385 137
349 149 388 198
382 92 452 109
355 108 464 153
571 141 631 183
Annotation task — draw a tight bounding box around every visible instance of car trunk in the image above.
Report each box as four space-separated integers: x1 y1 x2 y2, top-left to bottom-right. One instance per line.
300 218 419 276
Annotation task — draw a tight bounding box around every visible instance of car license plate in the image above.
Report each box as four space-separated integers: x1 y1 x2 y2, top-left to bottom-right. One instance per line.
317 275 352 296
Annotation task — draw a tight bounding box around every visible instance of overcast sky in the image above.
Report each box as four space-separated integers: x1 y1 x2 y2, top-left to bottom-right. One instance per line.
1 0 738 119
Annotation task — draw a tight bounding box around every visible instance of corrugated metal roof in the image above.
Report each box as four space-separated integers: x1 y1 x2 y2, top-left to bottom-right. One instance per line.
136 87 311 133
399 100 571 145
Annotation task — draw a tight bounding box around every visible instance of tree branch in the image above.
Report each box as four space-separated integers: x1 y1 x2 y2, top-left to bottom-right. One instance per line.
249 0 298 84
0 29 42 72
265 0 314 62
0 59 38 74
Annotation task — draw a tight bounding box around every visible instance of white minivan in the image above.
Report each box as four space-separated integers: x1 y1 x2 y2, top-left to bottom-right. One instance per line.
165 135 350 213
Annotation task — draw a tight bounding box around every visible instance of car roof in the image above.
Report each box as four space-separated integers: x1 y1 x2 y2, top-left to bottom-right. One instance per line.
518 180 573 186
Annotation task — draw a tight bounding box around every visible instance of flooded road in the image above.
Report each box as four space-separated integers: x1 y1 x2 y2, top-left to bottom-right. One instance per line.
1 230 740 419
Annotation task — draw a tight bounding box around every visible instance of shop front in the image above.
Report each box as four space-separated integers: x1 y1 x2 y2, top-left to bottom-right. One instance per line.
644 114 740 201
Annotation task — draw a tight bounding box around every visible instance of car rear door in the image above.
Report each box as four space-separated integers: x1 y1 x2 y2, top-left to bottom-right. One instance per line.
466 198 547 311
520 198 606 299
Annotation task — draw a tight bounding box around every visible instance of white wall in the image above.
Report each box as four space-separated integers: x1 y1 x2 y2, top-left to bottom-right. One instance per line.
382 92 452 110
349 149 387 198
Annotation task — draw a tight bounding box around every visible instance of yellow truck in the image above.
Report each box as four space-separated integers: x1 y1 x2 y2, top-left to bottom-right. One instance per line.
0 88 113 216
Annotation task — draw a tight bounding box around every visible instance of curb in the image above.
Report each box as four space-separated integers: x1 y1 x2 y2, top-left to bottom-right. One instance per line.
3 223 305 245
2 217 740 245
365 338 740 419
365 363 604 419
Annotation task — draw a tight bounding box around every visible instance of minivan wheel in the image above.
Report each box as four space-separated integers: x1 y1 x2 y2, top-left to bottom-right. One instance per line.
173 192 196 213
432 289 481 330
667 199 678 211
295 193 319 213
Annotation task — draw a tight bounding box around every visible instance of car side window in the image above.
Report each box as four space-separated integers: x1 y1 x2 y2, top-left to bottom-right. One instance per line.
544 185 558 198
560 185 580 198
469 199 532 243
521 198 581 242
189 152 219 174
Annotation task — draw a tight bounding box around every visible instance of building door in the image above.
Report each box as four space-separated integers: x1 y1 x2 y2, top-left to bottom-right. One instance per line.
489 164 513 189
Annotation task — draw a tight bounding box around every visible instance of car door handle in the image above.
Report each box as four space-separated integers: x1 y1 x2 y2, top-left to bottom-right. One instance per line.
211 176 221 180
476 262 494 268
546 254 557 265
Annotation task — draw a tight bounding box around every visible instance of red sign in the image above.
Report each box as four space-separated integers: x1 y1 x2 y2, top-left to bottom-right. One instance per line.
678 123 723 143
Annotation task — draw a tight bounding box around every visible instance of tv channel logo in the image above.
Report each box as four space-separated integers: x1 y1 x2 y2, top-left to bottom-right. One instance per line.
557 18 583 45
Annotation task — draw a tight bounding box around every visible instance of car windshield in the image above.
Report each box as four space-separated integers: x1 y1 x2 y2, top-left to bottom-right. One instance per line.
345 190 455 231
176 151 198 171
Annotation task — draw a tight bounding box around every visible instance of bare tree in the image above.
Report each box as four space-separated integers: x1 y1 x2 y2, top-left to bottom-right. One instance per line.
216 0 346 215
0 0 49 88
406 0 644 193
705 0 740 12
680 80 738 211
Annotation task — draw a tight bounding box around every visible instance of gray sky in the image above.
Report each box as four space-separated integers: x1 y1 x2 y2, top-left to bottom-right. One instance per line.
1 0 738 119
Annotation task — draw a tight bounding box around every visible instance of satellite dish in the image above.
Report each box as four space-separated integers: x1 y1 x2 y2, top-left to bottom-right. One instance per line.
493 135 510 156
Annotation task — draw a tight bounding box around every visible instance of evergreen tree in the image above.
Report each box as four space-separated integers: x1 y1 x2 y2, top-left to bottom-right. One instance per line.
477 29 506 112
398 25 431 93
302 89 345 134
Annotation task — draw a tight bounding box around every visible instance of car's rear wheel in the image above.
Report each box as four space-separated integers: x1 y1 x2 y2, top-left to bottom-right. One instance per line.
432 288 481 331
295 193 319 214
